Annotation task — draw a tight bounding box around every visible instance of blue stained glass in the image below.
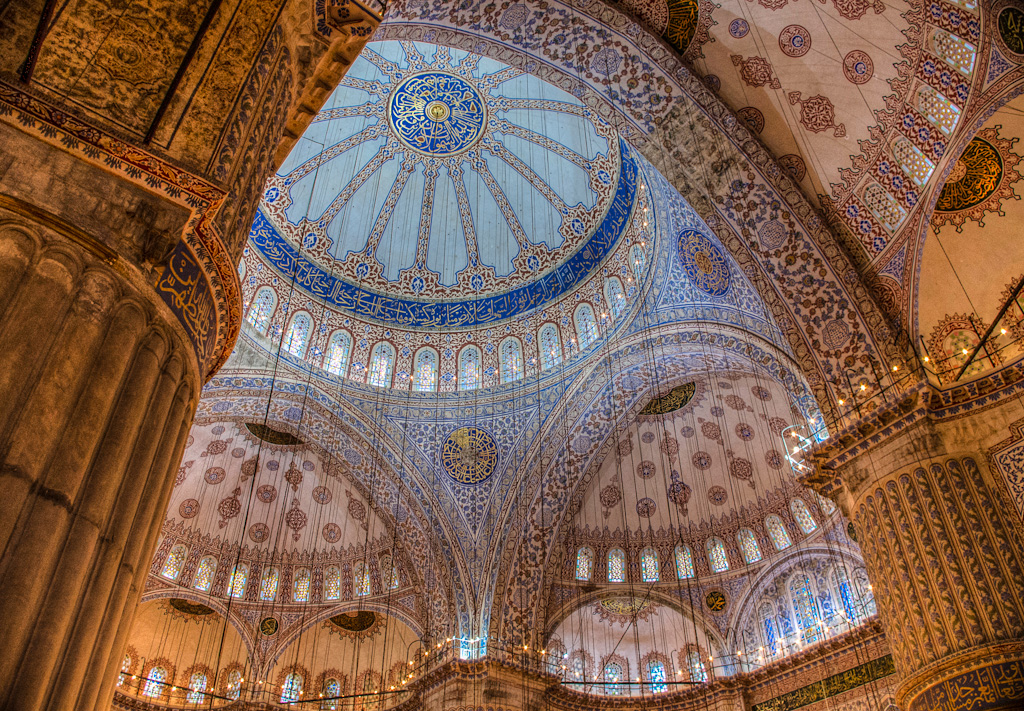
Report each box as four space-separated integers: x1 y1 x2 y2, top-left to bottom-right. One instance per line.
229 564 248 598
143 667 166 698
325 566 341 600
369 343 395 387
790 499 818 534
247 288 274 332
760 603 778 655
323 678 340 710
500 339 522 383
413 349 438 391
791 573 821 643
707 537 729 573
284 313 311 357
459 347 481 390
293 568 311 602
259 567 279 601
186 672 207 704
766 515 792 550
325 331 352 376
608 548 626 582
631 245 646 280
539 324 562 369
193 556 216 591
281 673 303 703
575 305 599 348
603 662 623 695
160 545 187 580
226 669 242 700
355 561 371 596
576 547 594 581
738 529 762 564
648 660 667 693
686 650 708 683
675 545 694 578
606 277 626 318
641 547 659 582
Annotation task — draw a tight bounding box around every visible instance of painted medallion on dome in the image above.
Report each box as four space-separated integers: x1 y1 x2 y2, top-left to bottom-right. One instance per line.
441 426 498 484
933 130 1023 233
389 73 485 155
638 382 696 417
678 230 730 296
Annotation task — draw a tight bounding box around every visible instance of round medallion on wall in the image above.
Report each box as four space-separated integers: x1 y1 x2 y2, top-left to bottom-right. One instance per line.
636 497 657 517
705 590 727 612
248 523 270 543
389 73 486 155
179 499 200 519
441 426 498 484
779 25 811 57
678 230 731 296
842 50 874 84
998 5 1024 56
636 460 657 479
708 485 728 505
259 617 279 636
935 137 1003 213
322 523 342 543
204 467 225 485
736 107 765 134
778 154 806 182
729 18 749 38
255 484 277 504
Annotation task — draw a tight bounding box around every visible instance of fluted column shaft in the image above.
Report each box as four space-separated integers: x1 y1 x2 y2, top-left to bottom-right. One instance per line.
0 215 200 711
817 392 1024 711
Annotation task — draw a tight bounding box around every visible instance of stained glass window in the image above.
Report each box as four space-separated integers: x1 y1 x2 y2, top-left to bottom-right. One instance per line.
603 662 624 695
575 304 599 349
259 567 279 601
229 564 248 598
412 349 438 392
892 137 936 187
932 28 976 75
707 537 729 573
575 546 594 581
325 331 352 376
322 677 341 710
325 566 341 600
766 515 792 551
368 343 395 387
284 312 312 358
862 182 907 232
834 568 857 622
355 561 371 597
675 545 694 579
143 666 166 698
647 660 667 693
641 547 659 582
631 244 646 281
119 654 131 686
293 568 311 602
226 669 242 700
738 529 763 564
459 347 481 390
380 554 399 589
606 277 626 318
161 544 188 580
917 85 960 135
790 499 818 534
247 288 275 332
686 650 708 683
815 492 837 516
500 338 523 384
186 672 207 704
193 556 216 592
539 324 562 370
790 573 821 643
281 672 303 703
570 654 586 680
760 603 778 656
607 548 626 583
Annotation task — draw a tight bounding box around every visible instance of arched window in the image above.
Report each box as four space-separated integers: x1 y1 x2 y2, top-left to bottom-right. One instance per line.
281 672 303 703
766 515 792 550
790 573 821 643
575 546 594 581
675 544 694 579
815 492 837 516
686 649 708 683
380 554 400 590
892 137 935 187
119 654 132 686
916 85 960 135
322 677 341 710
499 338 523 384
647 659 667 693
569 653 586 681
259 567 279 601
539 323 562 370
186 671 208 704
247 288 275 332
225 668 243 700
459 347 481 390
630 244 646 281
931 28 976 75
284 312 312 358
228 563 248 598
606 277 626 318
737 529 763 564
325 331 352 376
833 567 858 622
603 661 624 695
143 666 166 698
607 548 626 583
412 348 438 392
324 566 341 600
293 568 311 602
862 182 907 232
641 547 659 582
368 343 395 387
193 556 216 592
790 498 818 534
759 603 778 656
355 561 371 597
575 304 599 349
160 544 188 580
707 537 729 573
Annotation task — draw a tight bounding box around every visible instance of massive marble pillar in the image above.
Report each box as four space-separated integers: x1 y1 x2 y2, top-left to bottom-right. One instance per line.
806 383 1024 711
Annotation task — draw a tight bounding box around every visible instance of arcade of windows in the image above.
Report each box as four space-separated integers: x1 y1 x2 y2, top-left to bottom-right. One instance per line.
243 276 632 390
158 547 400 601
573 502 817 582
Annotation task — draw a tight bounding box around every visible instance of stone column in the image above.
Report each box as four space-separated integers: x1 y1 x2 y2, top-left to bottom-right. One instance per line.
807 385 1024 711
0 203 200 710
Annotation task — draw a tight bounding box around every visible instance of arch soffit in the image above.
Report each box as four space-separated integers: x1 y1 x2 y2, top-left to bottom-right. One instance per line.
138 588 256 662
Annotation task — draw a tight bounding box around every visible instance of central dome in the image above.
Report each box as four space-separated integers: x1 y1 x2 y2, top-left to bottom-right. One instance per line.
251 41 636 328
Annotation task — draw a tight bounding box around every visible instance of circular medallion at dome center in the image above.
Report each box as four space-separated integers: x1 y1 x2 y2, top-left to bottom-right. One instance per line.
389 73 485 155
441 427 497 484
